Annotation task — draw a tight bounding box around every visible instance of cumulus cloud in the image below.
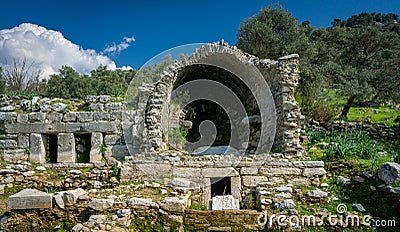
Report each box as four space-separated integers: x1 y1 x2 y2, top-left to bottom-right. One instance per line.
0 23 133 79
103 36 135 56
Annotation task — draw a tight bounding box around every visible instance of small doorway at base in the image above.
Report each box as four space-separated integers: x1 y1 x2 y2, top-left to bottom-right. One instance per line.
45 134 58 163
211 177 231 197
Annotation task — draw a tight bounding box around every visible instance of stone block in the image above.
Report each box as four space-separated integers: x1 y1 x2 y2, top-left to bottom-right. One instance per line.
265 161 293 167
89 103 104 111
51 103 67 112
28 112 46 122
120 164 133 183
202 167 239 178
104 134 120 145
90 132 103 162
88 198 114 211
171 177 197 187
46 112 63 122
93 112 110 121
29 133 46 164
8 188 52 209
111 111 123 121
287 177 311 186
63 188 88 206
242 176 268 187
240 167 258 175
98 95 111 103
0 112 17 122
136 163 171 178
172 167 201 177
1 149 27 162
230 176 241 200
160 197 186 212
76 112 93 122
64 123 81 132
211 195 239 210
80 122 117 133
86 95 98 103
17 135 29 148
105 102 123 111
302 161 325 168
106 145 129 160
259 167 301 176
303 168 327 177
127 197 152 207
0 139 17 149
53 193 64 209
57 133 76 163
378 162 400 185
63 112 77 122
16 114 28 123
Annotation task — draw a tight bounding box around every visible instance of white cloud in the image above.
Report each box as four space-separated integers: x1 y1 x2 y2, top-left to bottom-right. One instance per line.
103 36 135 56
0 23 133 79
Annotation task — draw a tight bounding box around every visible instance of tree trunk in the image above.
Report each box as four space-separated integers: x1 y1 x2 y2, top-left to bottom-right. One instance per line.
340 95 356 119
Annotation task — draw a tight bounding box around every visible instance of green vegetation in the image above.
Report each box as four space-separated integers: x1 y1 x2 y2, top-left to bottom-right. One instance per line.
348 105 400 126
99 143 106 156
167 127 188 149
237 5 400 124
189 202 207 210
305 130 391 172
46 65 135 99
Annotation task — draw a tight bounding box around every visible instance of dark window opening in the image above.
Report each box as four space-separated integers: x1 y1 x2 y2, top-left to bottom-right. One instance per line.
45 134 58 163
75 133 91 163
172 64 262 155
184 100 231 147
211 177 231 197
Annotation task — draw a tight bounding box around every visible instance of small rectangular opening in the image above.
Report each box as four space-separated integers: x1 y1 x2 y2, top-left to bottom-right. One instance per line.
45 134 58 163
211 177 231 197
75 133 91 163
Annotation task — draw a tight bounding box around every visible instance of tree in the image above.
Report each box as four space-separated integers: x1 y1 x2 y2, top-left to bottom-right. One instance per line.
236 4 309 60
322 26 400 118
47 66 85 98
1 58 42 93
91 65 135 97
47 65 137 99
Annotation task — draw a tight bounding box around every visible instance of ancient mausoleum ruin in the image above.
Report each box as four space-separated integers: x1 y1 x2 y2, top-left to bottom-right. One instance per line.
0 42 326 213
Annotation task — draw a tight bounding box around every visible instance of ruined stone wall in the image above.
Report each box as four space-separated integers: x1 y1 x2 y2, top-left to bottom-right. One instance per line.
120 153 326 208
144 42 305 157
0 95 133 163
307 119 400 141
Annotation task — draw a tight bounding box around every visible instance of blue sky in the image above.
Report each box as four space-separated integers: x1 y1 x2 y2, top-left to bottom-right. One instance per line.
1 0 399 73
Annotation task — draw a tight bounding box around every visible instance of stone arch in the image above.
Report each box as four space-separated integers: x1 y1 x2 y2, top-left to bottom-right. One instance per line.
144 42 304 157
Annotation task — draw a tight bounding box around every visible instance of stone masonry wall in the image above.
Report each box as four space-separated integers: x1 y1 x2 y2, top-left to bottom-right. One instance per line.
0 95 135 163
144 42 305 157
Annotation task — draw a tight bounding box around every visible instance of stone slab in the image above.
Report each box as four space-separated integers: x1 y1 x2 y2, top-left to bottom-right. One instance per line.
90 132 103 162
303 168 327 177
242 176 268 187
29 133 46 164
378 162 400 185
172 167 202 177
202 167 239 178
8 188 52 209
211 195 239 210
57 133 76 163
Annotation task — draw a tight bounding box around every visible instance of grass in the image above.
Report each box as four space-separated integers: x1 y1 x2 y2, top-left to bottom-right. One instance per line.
348 105 400 126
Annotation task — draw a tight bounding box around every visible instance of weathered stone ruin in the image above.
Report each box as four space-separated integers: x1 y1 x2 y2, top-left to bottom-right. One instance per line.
0 42 327 231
